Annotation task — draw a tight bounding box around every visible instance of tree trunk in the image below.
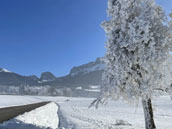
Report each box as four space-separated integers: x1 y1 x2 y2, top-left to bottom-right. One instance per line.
142 98 156 129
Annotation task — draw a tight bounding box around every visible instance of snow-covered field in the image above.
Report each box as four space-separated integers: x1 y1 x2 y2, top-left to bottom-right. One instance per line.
0 95 44 108
0 95 172 129
56 96 172 129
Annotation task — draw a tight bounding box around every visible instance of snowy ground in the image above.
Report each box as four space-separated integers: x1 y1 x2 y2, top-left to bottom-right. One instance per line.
0 95 44 108
0 95 172 129
54 96 172 129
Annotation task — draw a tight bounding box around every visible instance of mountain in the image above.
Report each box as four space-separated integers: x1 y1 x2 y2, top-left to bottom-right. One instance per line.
42 58 105 88
69 57 104 76
0 68 39 86
0 68 11 73
0 57 105 88
40 72 56 82
28 75 39 81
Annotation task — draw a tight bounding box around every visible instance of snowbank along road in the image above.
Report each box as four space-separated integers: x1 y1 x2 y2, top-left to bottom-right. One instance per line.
0 101 50 123
0 101 59 129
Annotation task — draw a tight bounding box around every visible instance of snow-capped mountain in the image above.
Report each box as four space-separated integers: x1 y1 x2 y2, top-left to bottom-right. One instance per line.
69 57 105 76
42 57 105 88
0 57 104 88
0 69 39 86
0 68 11 73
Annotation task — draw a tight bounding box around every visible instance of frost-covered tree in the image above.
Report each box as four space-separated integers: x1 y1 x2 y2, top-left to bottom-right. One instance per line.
91 0 172 129
165 12 172 96
169 12 172 29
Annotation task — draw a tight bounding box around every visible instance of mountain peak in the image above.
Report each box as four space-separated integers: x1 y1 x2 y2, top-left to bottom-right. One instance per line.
0 68 11 73
28 75 39 81
69 57 105 76
40 72 56 82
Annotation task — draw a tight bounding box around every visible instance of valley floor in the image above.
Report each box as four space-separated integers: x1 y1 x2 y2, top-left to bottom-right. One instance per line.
0 95 172 129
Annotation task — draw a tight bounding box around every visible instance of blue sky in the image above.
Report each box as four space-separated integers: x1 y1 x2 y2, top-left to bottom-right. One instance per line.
0 0 171 77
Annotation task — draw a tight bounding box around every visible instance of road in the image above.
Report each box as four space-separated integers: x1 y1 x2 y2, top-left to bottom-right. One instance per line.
0 101 50 123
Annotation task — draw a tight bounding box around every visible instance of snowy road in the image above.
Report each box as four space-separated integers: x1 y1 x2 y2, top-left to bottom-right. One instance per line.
0 102 50 123
0 101 59 129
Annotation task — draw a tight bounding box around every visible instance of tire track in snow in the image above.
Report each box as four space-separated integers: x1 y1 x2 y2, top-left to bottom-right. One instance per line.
57 103 76 129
